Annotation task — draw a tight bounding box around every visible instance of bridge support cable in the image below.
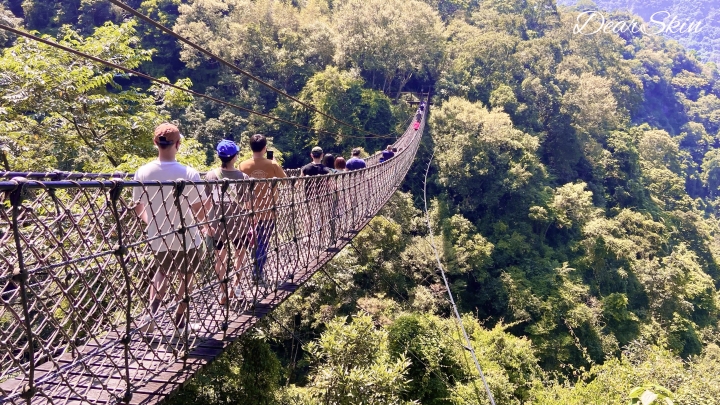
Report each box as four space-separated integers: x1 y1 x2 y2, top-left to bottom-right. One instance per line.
106 0 393 139
0 111 425 404
0 23 397 142
422 154 497 405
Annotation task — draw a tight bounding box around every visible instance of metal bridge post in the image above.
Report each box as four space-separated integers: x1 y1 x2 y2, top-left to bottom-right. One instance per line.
289 178 299 282
9 177 36 403
334 175 341 240
109 180 133 404
172 180 190 364
247 180 259 309
219 179 231 334
270 179 280 288
349 171 357 229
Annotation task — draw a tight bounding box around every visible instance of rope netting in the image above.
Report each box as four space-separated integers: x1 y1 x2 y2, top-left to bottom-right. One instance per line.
0 112 425 404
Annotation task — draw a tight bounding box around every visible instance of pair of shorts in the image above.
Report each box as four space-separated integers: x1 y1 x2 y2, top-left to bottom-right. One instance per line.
154 248 200 275
214 233 252 251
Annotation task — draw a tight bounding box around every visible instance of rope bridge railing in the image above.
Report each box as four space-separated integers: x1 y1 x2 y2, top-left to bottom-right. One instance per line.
0 151 390 181
0 112 426 404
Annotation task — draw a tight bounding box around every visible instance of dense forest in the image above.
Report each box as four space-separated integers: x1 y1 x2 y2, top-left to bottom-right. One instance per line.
2 0 720 403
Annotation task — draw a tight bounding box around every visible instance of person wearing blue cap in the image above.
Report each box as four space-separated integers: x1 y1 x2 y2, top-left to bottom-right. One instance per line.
204 139 252 304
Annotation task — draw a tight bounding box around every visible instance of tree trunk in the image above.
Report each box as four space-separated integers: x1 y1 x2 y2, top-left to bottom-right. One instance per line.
382 74 392 95
0 149 10 171
395 72 413 101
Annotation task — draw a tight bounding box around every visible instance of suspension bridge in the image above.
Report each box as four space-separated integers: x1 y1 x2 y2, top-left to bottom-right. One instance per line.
0 0 431 401
0 109 425 404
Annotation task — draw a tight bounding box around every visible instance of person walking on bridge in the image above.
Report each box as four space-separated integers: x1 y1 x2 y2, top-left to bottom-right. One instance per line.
301 147 332 177
323 153 338 174
385 145 395 159
301 147 334 248
345 148 366 171
379 150 393 163
204 140 252 304
133 123 210 335
334 156 347 172
342 148 366 224
239 134 287 288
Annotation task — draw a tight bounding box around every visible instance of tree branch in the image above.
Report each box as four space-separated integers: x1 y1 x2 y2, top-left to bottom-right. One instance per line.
395 71 413 101
61 113 119 167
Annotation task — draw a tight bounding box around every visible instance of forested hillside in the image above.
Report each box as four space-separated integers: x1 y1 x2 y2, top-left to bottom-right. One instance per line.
2 0 720 403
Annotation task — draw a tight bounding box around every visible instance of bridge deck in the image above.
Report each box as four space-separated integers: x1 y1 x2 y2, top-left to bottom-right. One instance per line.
1 220 369 404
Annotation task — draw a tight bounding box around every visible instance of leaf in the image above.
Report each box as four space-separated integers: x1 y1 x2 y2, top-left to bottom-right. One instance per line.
639 390 658 405
629 386 647 399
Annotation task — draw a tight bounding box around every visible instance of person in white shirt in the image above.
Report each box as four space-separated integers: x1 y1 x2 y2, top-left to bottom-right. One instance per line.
133 123 209 334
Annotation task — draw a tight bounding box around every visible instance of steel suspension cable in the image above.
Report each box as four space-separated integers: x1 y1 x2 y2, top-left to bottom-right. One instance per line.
422 153 497 405
0 23 397 140
107 0 393 139
317 266 460 396
349 161 490 394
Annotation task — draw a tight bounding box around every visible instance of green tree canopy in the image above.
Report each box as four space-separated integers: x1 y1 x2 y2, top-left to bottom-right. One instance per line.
0 21 192 172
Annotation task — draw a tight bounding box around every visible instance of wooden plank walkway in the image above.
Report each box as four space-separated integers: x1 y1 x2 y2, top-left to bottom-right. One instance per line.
0 210 383 405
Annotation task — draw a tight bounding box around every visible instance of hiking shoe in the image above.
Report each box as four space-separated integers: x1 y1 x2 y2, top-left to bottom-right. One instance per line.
255 279 269 291
174 322 201 338
139 315 155 334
